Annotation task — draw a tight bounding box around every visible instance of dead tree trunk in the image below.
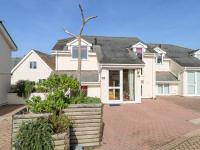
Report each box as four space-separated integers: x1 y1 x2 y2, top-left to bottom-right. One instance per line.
64 4 97 92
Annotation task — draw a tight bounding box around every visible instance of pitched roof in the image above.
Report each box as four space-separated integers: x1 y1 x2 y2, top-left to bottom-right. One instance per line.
53 70 99 82
34 50 55 70
148 44 200 67
52 35 144 64
156 72 178 82
0 21 17 50
11 57 22 69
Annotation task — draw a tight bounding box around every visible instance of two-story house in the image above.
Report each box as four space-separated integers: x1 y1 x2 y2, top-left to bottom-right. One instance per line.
0 21 17 105
12 35 200 104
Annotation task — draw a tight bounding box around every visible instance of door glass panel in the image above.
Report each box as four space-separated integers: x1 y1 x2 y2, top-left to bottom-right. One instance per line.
109 89 120 100
187 72 195 95
109 70 120 87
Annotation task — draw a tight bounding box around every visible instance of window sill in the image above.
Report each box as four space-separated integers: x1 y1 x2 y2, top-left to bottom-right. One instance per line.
70 59 88 61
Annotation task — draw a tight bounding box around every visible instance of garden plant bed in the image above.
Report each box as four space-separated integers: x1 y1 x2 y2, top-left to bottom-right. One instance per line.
12 104 103 149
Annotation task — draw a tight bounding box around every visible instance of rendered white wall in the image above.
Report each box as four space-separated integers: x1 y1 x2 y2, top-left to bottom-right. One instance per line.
11 52 52 84
56 54 98 71
142 56 155 98
155 59 170 71
0 31 12 105
87 85 100 98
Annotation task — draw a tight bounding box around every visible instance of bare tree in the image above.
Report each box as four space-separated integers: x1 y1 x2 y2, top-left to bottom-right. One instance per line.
64 4 97 91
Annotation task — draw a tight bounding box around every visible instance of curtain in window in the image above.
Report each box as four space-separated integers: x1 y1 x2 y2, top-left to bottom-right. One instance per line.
128 70 134 101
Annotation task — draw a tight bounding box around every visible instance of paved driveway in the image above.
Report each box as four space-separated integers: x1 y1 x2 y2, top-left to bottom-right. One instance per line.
97 96 200 150
0 105 24 150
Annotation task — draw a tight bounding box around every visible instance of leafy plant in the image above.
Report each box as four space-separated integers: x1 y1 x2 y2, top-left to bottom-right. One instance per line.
48 113 71 134
27 91 67 113
36 74 79 93
16 80 35 98
14 118 54 150
70 94 101 104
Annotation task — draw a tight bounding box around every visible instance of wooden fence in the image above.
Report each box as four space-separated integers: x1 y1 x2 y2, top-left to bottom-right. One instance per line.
12 104 103 149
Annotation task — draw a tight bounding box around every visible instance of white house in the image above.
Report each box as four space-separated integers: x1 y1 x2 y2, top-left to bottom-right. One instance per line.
11 49 54 84
0 21 17 105
12 35 200 104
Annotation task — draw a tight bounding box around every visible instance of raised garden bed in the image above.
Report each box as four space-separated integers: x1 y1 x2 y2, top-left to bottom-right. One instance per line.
12 104 103 149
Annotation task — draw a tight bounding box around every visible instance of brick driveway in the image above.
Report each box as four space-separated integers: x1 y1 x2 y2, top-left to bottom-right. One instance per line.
97 96 200 150
0 105 24 150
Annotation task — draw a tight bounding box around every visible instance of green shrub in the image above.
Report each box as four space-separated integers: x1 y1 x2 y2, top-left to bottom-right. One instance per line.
26 91 67 113
16 80 35 98
36 74 79 93
70 95 101 104
14 119 54 150
48 113 71 134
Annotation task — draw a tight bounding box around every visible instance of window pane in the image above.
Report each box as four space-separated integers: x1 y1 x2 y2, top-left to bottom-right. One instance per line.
33 62 37 69
30 62 32 69
136 48 143 59
158 84 163 94
157 54 162 64
72 46 88 59
72 47 78 59
163 84 169 95
109 89 120 100
109 70 120 87
81 47 87 59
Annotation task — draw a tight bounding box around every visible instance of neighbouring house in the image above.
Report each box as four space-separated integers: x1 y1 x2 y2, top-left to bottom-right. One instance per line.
11 49 54 84
0 21 17 105
12 35 200 104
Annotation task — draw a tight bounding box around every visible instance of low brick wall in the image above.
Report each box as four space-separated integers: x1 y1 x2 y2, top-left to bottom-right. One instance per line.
12 104 103 149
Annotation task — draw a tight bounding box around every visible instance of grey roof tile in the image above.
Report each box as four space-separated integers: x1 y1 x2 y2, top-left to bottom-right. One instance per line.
52 35 144 64
156 72 178 82
53 70 99 82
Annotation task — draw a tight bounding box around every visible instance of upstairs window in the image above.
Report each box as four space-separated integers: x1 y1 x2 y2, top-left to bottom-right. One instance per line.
136 48 143 59
72 46 88 59
30 61 37 69
156 53 163 64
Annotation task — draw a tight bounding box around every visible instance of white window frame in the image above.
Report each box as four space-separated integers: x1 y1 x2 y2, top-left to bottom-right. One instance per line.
71 46 88 60
186 71 200 96
29 61 37 69
156 53 164 64
157 84 170 95
108 70 123 103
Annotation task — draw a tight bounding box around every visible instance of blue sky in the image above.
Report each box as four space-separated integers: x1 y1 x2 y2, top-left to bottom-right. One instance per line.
1 0 200 57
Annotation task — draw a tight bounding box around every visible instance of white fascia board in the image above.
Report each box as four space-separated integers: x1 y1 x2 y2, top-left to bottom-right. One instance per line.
154 47 166 54
100 63 144 69
0 24 17 50
81 82 100 86
156 81 180 84
11 50 35 73
66 38 92 46
132 42 147 49
11 49 53 73
184 67 200 71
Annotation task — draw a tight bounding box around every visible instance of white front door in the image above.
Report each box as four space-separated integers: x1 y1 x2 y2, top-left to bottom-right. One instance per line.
108 70 123 103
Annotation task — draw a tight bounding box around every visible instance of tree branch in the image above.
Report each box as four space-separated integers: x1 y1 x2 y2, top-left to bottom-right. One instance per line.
63 27 77 38
79 4 85 24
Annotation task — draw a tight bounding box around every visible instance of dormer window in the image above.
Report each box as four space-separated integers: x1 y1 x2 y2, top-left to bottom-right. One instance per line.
131 42 147 60
136 48 143 59
154 47 166 65
156 53 163 64
72 46 88 59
